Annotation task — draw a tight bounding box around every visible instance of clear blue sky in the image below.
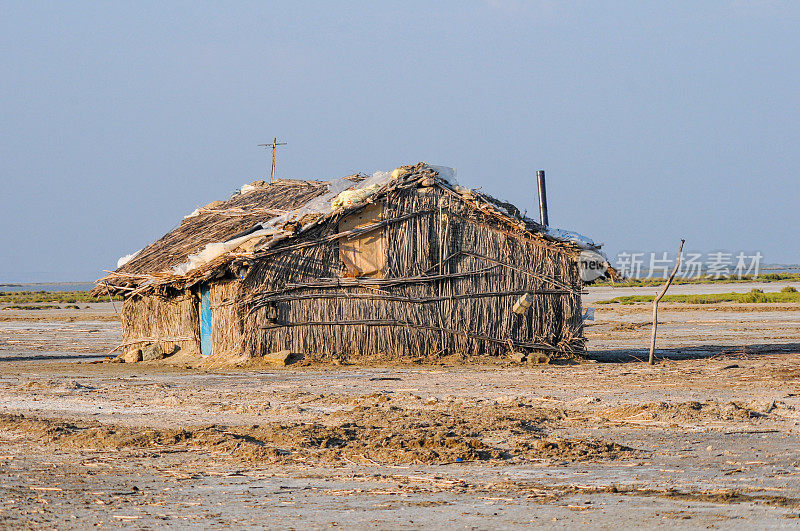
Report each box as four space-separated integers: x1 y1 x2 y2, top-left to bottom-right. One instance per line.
1 1 798 282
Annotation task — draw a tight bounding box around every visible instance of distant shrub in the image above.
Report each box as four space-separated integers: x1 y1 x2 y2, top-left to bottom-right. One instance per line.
598 290 800 305
0 291 120 305
781 286 798 293
593 272 800 287
740 290 767 303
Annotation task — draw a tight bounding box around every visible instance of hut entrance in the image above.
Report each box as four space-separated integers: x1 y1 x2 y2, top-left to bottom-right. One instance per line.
199 284 212 356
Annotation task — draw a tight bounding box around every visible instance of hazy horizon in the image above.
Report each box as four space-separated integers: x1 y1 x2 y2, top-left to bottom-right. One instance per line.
2 1 798 283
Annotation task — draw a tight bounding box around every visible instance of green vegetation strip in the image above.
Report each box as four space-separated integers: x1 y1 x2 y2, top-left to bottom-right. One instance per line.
594 272 800 287
0 291 120 305
598 287 800 305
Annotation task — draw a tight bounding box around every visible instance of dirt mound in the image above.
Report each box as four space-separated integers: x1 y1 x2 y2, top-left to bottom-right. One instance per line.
611 321 655 331
0 403 635 465
515 438 635 461
599 401 764 424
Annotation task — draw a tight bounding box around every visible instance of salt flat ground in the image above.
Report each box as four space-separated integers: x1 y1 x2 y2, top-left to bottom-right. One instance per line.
0 281 798 529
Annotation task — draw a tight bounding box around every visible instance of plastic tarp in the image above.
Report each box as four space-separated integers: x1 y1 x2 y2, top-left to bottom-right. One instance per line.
117 249 141 269
169 170 398 276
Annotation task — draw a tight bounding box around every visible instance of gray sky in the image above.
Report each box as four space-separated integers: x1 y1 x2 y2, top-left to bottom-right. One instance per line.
1 1 798 282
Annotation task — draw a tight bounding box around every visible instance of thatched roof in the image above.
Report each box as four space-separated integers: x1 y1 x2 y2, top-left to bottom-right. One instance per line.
116 179 333 276
97 163 604 295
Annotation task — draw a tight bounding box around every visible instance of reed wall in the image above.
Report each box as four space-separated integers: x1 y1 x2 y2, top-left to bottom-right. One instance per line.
236 185 583 360
122 185 583 361
121 293 200 357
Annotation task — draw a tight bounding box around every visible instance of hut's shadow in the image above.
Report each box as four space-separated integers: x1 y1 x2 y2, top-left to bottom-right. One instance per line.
587 342 800 363
0 352 105 362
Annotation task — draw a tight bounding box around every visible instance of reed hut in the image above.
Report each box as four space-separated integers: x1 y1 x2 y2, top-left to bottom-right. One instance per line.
97 163 610 362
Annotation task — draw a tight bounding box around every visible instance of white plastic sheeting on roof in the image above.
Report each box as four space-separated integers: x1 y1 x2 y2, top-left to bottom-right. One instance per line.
331 184 380 210
171 227 288 276
426 165 457 184
117 249 141 269
168 163 604 278
544 227 597 249
169 171 399 277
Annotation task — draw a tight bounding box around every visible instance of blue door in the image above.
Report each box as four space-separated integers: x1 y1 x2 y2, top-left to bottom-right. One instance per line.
200 285 212 356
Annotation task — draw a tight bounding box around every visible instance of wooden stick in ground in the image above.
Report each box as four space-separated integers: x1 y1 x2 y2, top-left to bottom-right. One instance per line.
104 282 120 319
649 239 685 365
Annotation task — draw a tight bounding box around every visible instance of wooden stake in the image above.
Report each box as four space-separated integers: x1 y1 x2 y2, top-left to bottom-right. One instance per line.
104 281 119 319
649 239 685 365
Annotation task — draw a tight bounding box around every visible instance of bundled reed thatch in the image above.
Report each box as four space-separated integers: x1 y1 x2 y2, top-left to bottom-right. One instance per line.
97 178 339 294
99 162 606 361
118 293 200 357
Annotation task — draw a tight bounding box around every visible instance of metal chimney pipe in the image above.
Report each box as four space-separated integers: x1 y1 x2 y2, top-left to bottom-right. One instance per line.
536 170 549 227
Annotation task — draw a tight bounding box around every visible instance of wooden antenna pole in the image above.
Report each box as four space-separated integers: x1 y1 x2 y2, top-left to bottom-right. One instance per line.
258 138 287 183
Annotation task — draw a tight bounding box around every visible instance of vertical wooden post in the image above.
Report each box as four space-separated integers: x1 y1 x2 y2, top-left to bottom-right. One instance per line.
536 170 549 227
649 239 685 365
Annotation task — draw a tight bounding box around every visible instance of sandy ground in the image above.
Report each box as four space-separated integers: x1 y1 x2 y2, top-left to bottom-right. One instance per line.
0 282 799 528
